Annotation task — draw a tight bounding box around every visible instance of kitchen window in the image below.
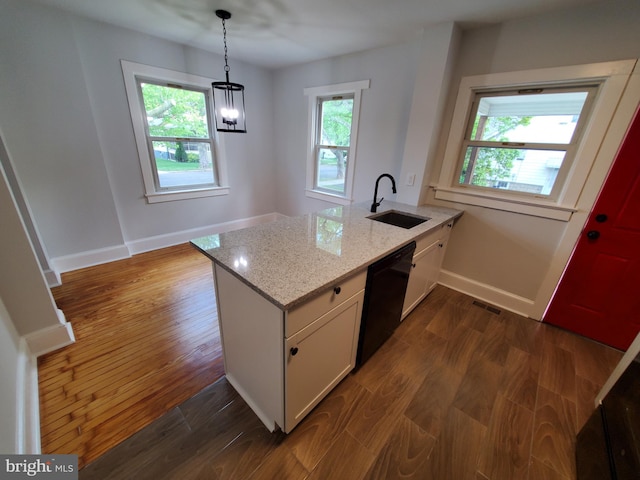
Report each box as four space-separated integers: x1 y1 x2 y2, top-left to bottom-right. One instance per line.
304 80 369 205
121 61 229 203
435 60 635 220
458 85 596 197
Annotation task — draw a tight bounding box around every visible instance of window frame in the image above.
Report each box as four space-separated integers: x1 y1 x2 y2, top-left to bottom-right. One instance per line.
458 85 598 199
304 80 370 205
435 60 635 220
121 60 230 203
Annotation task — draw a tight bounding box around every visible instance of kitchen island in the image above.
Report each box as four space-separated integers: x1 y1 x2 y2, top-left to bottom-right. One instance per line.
191 201 462 433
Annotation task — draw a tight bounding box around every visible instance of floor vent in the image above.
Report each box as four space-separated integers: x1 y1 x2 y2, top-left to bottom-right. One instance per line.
472 300 501 315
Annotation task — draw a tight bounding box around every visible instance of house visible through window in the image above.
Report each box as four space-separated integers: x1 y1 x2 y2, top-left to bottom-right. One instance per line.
304 80 369 205
121 60 229 203
458 86 596 197
435 60 635 220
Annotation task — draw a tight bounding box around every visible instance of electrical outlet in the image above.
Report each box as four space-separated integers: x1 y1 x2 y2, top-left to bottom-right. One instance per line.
406 173 415 186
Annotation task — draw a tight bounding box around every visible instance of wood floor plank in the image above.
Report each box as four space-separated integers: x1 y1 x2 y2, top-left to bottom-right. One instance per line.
440 323 483 375
306 430 375 480
575 375 601 431
425 301 468 340
421 407 487 480
499 346 540 411
347 368 419 453
472 317 511 366
572 335 623 386
477 394 534 480
538 341 577 402
39 251 623 479
246 444 309 480
79 407 191 480
283 376 368 472
404 361 463 438
207 423 287 480
362 415 436 480
532 386 577 479
452 356 502 426
40 243 223 468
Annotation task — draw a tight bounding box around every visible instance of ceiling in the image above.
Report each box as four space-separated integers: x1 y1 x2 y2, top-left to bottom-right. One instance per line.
29 0 604 69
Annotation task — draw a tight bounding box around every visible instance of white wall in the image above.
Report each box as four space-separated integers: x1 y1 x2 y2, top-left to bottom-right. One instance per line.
0 0 277 265
427 0 640 315
0 1 125 260
0 137 65 337
2 0 640 322
272 35 423 216
0 298 40 455
69 15 277 243
1 133 68 453
0 297 22 454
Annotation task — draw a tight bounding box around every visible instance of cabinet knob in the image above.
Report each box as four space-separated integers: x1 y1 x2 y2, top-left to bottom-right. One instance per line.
334 286 341 295
438 243 444 248
290 347 299 356
447 223 453 228
412 263 416 268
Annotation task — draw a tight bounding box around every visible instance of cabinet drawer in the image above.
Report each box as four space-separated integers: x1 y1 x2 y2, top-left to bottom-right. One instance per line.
285 270 366 337
414 222 452 253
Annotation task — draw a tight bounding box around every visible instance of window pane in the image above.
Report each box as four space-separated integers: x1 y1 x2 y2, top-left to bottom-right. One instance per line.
459 146 566 195
141 83 210 139
316 147 348 194
320 97 353 147
473 91 589 144
152 141 214 189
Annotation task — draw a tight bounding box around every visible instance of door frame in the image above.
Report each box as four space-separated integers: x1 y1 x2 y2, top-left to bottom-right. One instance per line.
532 69 640 320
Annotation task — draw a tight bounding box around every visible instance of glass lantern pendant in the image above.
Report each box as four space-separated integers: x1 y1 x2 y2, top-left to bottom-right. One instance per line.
212 10 247 133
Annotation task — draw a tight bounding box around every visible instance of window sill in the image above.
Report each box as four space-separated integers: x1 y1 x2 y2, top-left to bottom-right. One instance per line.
432 186 576 221
305 189 352 206
145 186 230 203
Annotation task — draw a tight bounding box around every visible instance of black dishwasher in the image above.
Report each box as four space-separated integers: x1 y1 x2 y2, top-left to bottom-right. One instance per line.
356 241 416 366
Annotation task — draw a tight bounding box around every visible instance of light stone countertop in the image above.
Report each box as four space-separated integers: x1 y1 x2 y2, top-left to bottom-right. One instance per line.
191 201 463 310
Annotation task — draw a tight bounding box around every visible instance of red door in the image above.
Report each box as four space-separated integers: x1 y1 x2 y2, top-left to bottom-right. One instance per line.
544 106 640 351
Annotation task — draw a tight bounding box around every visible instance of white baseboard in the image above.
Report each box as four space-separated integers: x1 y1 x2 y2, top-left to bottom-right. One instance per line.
48 213 285 279
16 339 41 454
51 244 131 276
24 309 75 357
438 269 537 319
126 212 283 255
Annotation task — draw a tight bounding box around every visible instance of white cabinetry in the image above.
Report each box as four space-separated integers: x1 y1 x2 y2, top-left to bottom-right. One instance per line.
284 276 364 432
402 222 453 319
213 264 365 434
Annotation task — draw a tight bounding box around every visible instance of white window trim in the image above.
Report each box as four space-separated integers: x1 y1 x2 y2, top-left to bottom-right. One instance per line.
121 60 230 203
304 80 370 205
435 60 635 220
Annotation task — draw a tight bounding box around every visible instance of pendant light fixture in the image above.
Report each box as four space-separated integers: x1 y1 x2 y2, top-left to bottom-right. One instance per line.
212 9 247 133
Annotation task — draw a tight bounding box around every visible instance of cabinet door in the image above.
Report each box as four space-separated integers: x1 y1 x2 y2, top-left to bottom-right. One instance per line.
402 241 442 318
284 290 364 433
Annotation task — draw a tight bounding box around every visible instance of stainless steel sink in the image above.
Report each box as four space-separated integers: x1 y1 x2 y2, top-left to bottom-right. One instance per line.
367 210 430 229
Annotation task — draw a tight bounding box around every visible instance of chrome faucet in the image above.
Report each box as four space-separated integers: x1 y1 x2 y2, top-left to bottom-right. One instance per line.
370 174 397 212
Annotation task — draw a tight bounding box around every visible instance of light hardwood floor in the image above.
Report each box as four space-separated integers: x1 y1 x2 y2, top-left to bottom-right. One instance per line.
39 243 224 468
40 244 623 479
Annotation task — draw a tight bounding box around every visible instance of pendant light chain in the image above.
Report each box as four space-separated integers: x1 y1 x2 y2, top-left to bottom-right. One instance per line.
221 17 230 74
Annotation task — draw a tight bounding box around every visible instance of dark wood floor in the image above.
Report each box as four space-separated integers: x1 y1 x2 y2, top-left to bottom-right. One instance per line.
77 282 623 480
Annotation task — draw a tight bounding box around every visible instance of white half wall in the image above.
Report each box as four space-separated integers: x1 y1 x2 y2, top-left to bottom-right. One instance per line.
0 298 41 455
